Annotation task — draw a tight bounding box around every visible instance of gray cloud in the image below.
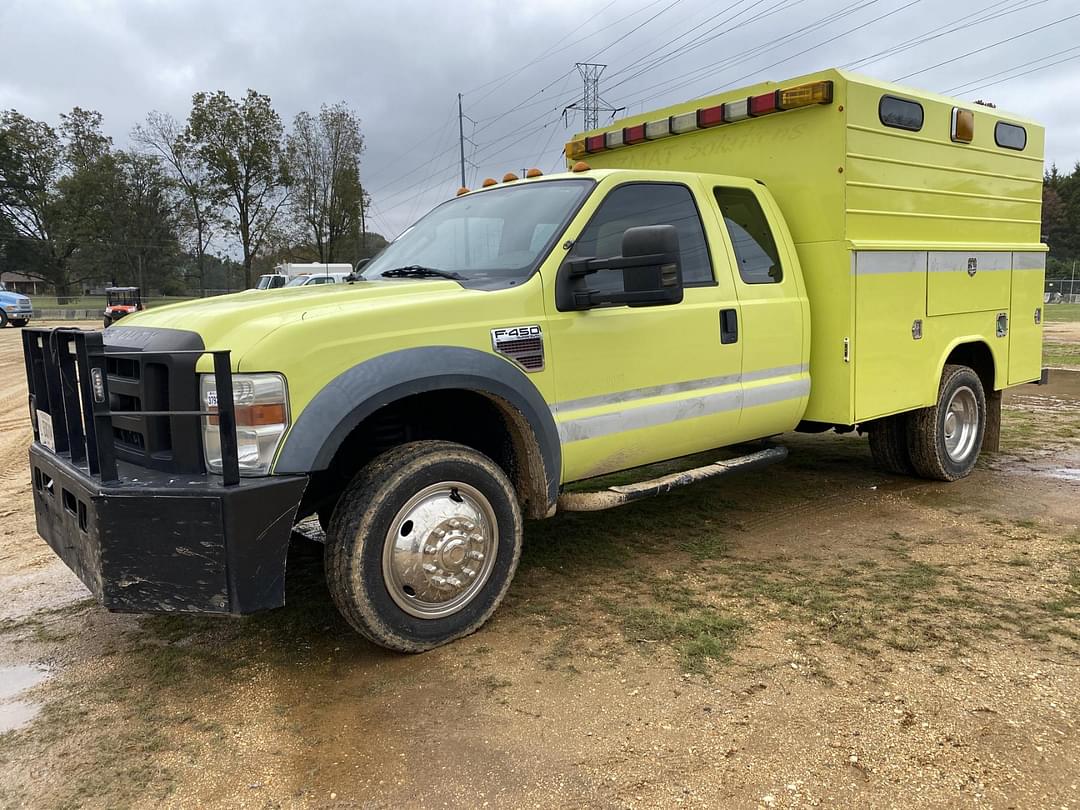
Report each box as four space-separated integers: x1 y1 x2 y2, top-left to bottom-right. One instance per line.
3 0 1078 238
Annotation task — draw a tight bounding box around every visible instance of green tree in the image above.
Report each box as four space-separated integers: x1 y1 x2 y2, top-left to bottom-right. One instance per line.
0 108 118 297
133 111 223 295
285 102 366 263
188 89 287 288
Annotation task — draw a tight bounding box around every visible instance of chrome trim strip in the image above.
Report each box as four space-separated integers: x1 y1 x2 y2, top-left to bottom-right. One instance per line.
552 362 808 414
555 375 811 444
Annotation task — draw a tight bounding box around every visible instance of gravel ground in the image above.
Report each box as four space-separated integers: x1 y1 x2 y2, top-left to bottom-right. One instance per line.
0 322 1077 809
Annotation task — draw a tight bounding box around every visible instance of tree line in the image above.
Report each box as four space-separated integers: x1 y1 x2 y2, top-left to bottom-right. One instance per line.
0 90 387 297
1043 164 1080 285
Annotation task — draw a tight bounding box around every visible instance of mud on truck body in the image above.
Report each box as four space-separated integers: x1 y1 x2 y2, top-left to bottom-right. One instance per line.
22 69 1048 652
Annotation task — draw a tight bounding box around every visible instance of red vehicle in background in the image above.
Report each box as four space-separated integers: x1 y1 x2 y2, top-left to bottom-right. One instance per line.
103 287 144 328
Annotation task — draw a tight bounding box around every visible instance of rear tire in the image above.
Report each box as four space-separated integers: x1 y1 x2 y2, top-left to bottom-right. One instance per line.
325 440 522 652
868 413 915 475
908 364 986 481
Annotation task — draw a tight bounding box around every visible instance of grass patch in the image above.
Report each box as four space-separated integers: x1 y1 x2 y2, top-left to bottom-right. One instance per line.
1044 303 1080 322
620 605 745 674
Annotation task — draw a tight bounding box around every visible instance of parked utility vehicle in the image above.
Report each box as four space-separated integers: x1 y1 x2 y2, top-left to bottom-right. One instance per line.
102 286 144 328
22 70 1046 652
0 281 33 327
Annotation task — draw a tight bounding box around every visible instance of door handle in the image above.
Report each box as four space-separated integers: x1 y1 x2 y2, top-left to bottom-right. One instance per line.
720 309 738 345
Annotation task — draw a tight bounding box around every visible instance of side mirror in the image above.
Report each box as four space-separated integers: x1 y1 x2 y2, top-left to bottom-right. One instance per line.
556 224 683 311
346 257 371 283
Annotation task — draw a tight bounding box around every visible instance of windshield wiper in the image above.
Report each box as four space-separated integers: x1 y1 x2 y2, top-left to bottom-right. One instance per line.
380 265 465 280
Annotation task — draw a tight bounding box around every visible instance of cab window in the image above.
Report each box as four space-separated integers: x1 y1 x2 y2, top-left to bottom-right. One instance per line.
569 183 713 293
713 187 783 285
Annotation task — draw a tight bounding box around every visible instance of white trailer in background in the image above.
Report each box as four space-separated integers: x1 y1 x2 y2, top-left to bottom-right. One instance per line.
255 263 354 290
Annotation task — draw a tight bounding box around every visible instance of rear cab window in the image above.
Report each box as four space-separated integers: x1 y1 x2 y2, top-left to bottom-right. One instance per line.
713 187 783 285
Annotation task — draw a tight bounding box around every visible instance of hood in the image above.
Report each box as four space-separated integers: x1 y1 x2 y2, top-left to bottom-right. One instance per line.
117 278 468 361
0 291 31 306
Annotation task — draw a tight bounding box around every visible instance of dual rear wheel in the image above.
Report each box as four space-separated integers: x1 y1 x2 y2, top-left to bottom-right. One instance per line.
869 364 986 481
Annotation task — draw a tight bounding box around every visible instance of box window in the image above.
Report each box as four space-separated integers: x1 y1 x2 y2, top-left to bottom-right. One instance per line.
994 121 1027 151
879 95 923 132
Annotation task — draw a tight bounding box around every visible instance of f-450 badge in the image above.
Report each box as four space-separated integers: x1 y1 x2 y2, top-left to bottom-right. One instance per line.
491 325 544 372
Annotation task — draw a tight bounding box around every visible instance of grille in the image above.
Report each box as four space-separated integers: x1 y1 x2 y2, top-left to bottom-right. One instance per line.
493 337 544 371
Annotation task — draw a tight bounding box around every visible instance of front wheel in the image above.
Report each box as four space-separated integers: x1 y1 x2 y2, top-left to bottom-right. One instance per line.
325 440 522 652
908 365 986 481
0 311 7 328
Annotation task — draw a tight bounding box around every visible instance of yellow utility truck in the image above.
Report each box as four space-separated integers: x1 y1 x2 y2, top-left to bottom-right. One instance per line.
22 69 1046 652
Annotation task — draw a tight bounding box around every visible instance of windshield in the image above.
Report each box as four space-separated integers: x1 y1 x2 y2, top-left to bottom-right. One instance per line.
361 179 594 288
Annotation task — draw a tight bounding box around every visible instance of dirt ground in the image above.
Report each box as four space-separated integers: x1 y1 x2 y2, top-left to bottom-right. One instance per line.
1 322 1077 810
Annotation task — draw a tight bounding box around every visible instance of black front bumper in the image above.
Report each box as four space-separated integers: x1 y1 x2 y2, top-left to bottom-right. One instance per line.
30 443 308 615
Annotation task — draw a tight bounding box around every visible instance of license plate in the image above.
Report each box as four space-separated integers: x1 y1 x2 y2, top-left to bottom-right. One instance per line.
37 410 55 452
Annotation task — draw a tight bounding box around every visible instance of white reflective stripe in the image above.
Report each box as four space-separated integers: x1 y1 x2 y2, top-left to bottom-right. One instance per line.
552 363 808 414
554 368 810 444
1012 252 1046 270
852 250 1026 274
928 251 1011 273
854 251 927 275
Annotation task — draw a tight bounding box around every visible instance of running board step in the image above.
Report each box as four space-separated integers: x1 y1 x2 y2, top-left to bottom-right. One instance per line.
557 445 788 512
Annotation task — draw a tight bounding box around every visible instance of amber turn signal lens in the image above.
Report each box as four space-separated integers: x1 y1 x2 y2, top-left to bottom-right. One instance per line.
951 107 974 143
778 80 833 110
564 139 587 160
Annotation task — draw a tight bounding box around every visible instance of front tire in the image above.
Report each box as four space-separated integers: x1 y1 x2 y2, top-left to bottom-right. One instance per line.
325 440 523 652
0 311 7 328
908 365 986 481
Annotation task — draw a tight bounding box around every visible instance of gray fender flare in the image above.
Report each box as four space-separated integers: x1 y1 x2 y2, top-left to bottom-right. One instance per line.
273 346 561 509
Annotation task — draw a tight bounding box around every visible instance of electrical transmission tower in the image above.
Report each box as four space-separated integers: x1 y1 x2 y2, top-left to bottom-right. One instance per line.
564 63 622 131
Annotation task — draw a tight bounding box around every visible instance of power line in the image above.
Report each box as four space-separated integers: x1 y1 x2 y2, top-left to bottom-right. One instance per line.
949 51 1080 97
894 10 1080 82
943 44 1080 94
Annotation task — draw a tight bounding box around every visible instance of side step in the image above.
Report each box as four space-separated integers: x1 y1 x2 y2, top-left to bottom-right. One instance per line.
557 445 788 512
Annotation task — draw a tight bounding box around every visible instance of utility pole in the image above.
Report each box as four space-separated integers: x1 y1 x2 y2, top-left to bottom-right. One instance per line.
564 63 623 132
458 93 466 188
1071 259 1077 303
456 93 476 188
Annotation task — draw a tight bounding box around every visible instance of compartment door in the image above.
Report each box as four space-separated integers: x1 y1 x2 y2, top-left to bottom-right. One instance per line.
927 251 1011 316
1008 252 1045 385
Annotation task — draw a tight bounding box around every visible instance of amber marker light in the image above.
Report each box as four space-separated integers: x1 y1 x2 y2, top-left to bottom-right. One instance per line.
951 107 974 143
456 186 469 196
571 161 591 172
482 177 498 187
564 139 587 160
525 168 543 178
503 172 519 182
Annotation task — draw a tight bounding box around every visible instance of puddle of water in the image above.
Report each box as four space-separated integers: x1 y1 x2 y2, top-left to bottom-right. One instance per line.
1049 468 1080 482
0 665 50 734
0 700 41 734
0 665 49 702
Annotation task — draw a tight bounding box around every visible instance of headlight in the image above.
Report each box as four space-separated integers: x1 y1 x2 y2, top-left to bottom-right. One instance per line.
200 373 289 476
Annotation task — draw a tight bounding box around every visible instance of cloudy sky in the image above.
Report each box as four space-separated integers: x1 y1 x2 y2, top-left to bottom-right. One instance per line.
2 0 1079 239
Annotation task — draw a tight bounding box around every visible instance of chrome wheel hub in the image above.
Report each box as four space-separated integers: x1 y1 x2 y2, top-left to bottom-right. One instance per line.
943 385 979 463
381 481 498 619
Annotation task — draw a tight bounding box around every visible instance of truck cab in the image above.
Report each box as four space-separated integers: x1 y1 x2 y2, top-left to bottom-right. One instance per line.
21 69 1046 654
0 281 33 328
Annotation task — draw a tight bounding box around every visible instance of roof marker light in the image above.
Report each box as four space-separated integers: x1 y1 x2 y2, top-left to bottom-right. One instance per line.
644 119 671 140
749 91 779 117
670 111 697 134
456 186 470 196
482 177 498 187
623 123 646 144
605 129 625 149
525 168 543 178
503 172 519 182
565 139 587 160
585 134 607 153
723 98 750 122
571 161 591 172
696 104 724 128
778 80 833 109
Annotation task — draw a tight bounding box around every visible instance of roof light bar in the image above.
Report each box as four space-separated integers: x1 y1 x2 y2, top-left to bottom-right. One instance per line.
573 78 835 159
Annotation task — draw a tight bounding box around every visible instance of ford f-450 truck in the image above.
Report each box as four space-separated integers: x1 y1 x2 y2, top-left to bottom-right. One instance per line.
22 70 1047 652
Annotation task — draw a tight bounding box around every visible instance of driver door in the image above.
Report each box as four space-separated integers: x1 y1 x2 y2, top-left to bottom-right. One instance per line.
544 180 743 482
